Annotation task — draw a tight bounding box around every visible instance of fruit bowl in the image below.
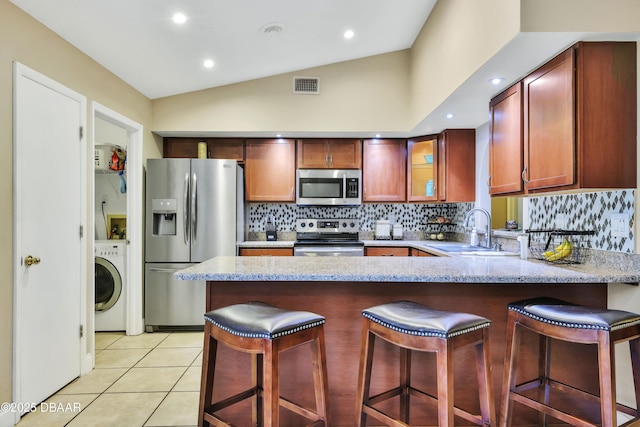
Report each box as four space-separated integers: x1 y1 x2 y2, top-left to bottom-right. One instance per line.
528 235 588 264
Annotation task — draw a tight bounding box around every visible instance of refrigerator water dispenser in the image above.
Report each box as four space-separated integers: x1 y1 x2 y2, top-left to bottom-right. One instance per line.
152 199 177 236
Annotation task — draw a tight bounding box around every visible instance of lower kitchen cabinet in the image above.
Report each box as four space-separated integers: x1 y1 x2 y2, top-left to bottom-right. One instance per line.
362 139 406 202
410 248 436 257
365 247 409 256
239 248 293 256
245 138 296 202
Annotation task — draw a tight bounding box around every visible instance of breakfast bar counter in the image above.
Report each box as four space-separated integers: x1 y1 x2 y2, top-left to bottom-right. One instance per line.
177 256 640 425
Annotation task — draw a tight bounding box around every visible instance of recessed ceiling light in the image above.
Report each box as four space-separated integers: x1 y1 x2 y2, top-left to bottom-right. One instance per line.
344 30 355 39
172 13 187 24
490 77 504 85
260 22 285 36
203 59 214 69
446 113 454 119
375 133 381 138
276 134 282 138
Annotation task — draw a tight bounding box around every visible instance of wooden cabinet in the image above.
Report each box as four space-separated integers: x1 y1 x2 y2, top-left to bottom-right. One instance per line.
437 129 476 202
297 139 362 169
365 247 409 256
245 139 296 202
490 42 636 195
410 248 436 257
163 138 244 161
362 139 406 202
489 83 524 195
407 135 438 202
239 248 293 256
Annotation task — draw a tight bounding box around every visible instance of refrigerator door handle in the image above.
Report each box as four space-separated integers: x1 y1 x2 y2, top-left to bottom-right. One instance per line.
183 172 190 244
191 172 197 243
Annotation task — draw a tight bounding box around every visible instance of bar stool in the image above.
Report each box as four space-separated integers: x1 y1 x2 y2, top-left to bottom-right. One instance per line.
501 297 640 427
355 300 495 427
198 301 330 427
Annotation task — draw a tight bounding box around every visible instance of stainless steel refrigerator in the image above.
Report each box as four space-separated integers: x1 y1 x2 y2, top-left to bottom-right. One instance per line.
144 158 244 331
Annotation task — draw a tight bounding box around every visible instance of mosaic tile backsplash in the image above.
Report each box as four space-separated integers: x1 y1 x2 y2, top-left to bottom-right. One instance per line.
248 189 635 253
249 203 473 235
526 189 635 253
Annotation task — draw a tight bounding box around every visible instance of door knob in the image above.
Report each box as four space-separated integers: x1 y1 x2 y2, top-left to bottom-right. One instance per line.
24 255 41 266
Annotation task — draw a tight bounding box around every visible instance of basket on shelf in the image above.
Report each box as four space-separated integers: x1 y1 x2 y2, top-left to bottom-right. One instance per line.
526 230 594 265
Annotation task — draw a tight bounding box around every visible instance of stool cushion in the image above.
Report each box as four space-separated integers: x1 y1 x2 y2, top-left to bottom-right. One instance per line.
362 300 490 338
508 297 640 331
204 302 325 339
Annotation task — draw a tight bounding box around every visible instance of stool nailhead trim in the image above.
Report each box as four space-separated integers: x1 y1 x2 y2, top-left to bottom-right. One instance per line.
362 312 490 338
508 306 640 332
205 317 326 340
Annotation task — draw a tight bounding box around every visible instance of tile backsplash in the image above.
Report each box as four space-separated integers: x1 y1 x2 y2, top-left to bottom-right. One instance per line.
526 189 635 253
248 189 635 254
248 203 473 234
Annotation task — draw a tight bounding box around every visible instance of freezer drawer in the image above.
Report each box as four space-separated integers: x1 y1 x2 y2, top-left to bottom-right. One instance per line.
145 263 205 331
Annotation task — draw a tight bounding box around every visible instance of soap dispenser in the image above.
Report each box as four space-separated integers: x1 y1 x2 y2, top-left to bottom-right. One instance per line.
470 228 479 246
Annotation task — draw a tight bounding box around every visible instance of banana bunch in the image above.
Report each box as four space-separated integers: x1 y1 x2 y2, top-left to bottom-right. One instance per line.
543 238 573 261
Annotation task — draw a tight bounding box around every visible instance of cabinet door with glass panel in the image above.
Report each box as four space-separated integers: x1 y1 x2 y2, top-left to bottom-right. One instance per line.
407 135 438 202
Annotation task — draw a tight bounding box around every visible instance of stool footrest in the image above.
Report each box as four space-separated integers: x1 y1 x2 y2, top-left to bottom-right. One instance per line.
279 396 322 421
209 387 257 413
510 392 598 427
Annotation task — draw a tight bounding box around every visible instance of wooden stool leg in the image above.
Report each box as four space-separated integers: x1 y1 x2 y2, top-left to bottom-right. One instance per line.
475 328 495 426
630 337 640 416
400 347 411 423
252 353 263 426
311 326 330 425
436 339 454 427
537 335 551 427
263 342 280 427
356 321 375 427
500 312 520 427
199 324 218 427
598 332 617 427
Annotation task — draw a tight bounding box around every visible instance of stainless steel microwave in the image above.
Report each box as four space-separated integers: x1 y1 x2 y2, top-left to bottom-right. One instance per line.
296 169 362 206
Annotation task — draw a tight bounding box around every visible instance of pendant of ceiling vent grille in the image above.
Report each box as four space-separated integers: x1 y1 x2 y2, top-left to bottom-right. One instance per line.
293 77 320 94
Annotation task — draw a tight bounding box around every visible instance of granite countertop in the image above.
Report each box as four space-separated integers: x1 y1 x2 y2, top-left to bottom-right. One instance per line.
176 253 640 285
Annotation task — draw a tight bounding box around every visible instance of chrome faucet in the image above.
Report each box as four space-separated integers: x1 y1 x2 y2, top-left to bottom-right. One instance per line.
463 208 492 248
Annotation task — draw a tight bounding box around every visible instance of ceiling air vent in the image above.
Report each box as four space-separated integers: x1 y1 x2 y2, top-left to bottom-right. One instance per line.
293 77 320 94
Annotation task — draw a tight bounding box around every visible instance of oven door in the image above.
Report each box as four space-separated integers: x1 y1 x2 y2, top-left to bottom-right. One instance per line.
294 244 364 257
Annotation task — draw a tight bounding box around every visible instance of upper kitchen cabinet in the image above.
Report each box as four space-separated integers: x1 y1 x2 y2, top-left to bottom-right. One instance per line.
407 135 438 202
363 139 406 202
490 42 637 195
163 138 244 162
296 139 362 169
245 139 296 202
436 129 476 202
489 82 524 195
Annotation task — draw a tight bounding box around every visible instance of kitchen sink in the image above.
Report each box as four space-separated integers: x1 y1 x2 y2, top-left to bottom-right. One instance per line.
422 242 518 256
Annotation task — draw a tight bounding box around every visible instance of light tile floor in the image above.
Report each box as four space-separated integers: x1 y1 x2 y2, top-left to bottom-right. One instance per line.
16 331 204 427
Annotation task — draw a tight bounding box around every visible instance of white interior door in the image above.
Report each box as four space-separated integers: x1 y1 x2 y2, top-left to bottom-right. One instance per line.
13 63 85 412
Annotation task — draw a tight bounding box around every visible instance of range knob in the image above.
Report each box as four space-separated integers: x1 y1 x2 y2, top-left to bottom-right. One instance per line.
308 222 314 228
342 222 347 228
350 222 356 228
300 222 306 228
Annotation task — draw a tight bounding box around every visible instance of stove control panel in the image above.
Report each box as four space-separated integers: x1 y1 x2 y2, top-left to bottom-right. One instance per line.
296 218 360 234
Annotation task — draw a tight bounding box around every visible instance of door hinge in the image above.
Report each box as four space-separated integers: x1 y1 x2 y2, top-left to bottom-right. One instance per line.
79 225 84 238
79 126 84 140
80 324 84 338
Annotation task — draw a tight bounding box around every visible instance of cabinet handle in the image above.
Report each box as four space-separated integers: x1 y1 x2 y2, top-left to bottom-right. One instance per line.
325 154 329 167
521 166 529 183
487 176 491 188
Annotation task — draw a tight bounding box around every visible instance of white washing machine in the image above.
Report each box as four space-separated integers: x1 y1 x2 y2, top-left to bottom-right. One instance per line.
95 240 127 331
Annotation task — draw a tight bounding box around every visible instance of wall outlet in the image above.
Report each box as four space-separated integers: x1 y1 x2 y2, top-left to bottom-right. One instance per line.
100 194 108 204
611 213 630 238
555 214 567 230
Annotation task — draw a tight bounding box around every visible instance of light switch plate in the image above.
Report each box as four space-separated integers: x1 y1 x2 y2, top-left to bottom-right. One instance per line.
610 213 630 238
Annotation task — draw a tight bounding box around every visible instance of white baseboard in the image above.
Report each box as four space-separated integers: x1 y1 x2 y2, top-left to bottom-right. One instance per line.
0 409 17 427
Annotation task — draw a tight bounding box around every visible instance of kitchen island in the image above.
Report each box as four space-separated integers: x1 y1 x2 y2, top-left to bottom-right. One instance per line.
177 255 640 426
